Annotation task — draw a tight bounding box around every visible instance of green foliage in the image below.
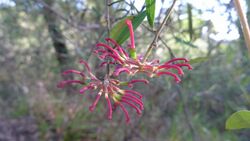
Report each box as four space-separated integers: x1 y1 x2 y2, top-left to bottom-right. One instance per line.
110 11 146 45
189 57 209 65
226 110 250 130
174 36 198 48
187 3 193 41
145 0 155 27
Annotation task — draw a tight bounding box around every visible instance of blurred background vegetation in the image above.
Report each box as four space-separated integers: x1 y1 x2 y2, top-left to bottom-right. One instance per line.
0 0 250 140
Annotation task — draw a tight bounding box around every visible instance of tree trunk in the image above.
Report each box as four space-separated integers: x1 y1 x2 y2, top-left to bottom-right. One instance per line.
42 0 73 95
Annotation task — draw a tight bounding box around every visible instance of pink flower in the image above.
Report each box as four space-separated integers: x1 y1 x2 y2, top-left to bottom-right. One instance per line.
58 19 192 123
95 19 192 83
57 59 147 123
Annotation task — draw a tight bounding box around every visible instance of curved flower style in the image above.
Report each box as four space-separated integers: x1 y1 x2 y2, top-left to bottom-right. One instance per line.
57 60 148 123
95 19 192 83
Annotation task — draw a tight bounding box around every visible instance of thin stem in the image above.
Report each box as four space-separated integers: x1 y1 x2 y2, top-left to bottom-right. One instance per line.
159 37 175 59
143 0 177 62
108 0 123 6
234 0 250 54
106 0 111 37
142 24 176 58
106 0 111 77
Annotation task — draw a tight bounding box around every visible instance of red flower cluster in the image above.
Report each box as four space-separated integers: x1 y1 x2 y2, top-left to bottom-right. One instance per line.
58 19 192 123
95 20 192 83
57 60 148 123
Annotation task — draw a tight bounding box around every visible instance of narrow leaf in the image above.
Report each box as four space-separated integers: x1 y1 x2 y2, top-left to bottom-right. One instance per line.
174 37 198 48
145 0 156 27
187 3 193 41
189 57 208 64
110 11 146 45
226 110 250 130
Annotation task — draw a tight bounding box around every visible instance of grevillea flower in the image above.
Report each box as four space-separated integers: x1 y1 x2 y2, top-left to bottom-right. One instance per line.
95 19 192 83
57 60 148 123
58 19 193 123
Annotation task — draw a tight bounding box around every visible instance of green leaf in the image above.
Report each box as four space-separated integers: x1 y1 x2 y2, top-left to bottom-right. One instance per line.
189 57 208 64
174 36 198 48
145 0 155 27
187 3 193 41
226 110 250 130
110 11 146 45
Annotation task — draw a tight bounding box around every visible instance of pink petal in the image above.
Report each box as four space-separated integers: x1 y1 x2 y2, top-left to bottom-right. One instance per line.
121 99 142 115
79 85 94 94
175 63 193 70
105 94 113 120
119 103 130 123
142 65 154 71
94 49 107 54
126 59 140 66
129 79 149 85
158 64 184 75
125 19 135 49
105 38 129 58
79 60 97 80
165 58 189 64
122 95 144 110
89 93 102 112
135 70 153 77
124 90 143 99
96 43 122 59
99 52 109 59
124 93 143 104
62 70 85 77
107 54 124 64
79 60 91 73
156 71 181 83
114 67 131 76
109 79 120 85
105 38 120 47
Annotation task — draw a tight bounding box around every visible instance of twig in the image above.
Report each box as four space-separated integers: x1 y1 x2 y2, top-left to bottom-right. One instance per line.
108 0 123 6
142 23 156 33
159 37 175 58
142 24 175 58
233 0 250 54
106 0 111 37
105 0 111 77
143 0 177 62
